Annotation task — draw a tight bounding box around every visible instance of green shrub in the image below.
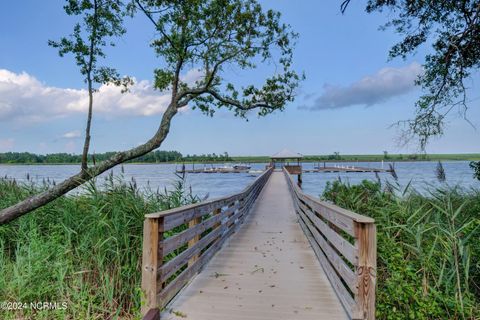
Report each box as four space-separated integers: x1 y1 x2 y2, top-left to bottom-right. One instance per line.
323 179 480 319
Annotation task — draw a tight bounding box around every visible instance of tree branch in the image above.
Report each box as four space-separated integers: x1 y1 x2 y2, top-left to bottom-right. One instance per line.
0 101 179 225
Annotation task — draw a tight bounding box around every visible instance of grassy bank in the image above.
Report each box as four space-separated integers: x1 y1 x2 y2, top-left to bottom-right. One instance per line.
1 172 479 319
0 174 198 319
323 179 480 319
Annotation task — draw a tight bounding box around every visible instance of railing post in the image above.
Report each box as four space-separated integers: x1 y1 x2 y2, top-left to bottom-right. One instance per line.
188 214 202 266
141 217 163 317
213 207 222 228
354 222 376 320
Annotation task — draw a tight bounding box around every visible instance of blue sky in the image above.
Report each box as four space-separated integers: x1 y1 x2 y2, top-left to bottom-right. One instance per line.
0 1 479 156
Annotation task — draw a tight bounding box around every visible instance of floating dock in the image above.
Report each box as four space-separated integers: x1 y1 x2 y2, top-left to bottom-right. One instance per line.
177 166 392 174
303 166 392 173
176 168 257 174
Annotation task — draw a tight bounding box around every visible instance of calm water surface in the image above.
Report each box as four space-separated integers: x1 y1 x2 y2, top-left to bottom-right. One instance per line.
0 161 478 199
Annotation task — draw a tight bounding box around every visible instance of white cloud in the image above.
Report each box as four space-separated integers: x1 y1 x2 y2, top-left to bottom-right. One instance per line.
0 138 14 151
181 68 204 85
302 62 423 110
0 68 199 123
62 130 81 139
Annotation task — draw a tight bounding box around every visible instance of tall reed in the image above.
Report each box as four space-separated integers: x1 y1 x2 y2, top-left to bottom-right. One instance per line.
323 179 480 319
0 173 198 319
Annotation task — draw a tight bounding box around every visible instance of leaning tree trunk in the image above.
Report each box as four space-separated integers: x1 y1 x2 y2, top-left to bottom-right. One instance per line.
0 102 178 225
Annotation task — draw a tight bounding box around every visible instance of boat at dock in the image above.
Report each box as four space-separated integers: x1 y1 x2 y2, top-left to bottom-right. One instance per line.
176 163 254 174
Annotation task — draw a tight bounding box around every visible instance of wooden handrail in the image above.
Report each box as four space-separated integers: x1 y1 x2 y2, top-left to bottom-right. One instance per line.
141 167 273 317
283 168 376 320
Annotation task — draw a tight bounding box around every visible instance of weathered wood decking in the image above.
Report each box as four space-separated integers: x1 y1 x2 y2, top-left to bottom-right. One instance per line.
160 171 347 320
141 167 376 320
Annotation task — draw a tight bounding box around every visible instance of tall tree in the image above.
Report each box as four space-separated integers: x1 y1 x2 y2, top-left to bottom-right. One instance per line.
48 0 132 171
342 0 480 149
0 0 302 224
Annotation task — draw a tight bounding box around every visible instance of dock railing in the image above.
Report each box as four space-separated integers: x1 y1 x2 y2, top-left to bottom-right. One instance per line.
283 167 376 320
284 164 302 174
141 167 273 317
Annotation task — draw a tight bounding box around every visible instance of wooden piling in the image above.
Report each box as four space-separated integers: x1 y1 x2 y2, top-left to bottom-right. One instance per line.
141 217 163 315
355 222 377 320
188 216 202 266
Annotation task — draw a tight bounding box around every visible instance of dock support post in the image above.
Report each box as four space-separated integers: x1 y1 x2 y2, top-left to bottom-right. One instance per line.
141 217 163 316
354 222 377 320
188 216 202 266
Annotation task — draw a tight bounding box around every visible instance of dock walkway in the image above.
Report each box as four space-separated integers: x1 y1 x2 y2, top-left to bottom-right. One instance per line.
161 171 347 320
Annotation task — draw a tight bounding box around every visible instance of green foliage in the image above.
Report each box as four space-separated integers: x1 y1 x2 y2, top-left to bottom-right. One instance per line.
323 179 480 319
48 0 132 90
182 151 232 162
135 0 303 118
0 174 198 319
360 0 480 148
470 161 480 180
0 150 183 164
436 161 446 182
0 150 235 164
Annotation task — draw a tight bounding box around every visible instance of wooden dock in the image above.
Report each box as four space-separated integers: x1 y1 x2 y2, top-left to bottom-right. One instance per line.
304 166 392 173
175 168 253 174
161 171 347 319
177 166 391 174
140 168 376 320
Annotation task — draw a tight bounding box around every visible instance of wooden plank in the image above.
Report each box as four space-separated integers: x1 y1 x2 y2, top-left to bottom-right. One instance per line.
283 168 374 228
162 201 241 257
159 168 272 231
298 201 357 264
354 222 377 320
141 217 161 315
305 193 373 226
146 168 272 220
213 207 222 229
225 203 245 229
162 212 224 256
297 216 355 318
142 308 160 320
287 174 357 235
146 193 239 220
162 171 348 320
163 200 226 231
159 196 253 304
157 226 230 307
153 169 274 309
301 195 357 236
187 216 202 266
297 207 357 292
159 225 225 282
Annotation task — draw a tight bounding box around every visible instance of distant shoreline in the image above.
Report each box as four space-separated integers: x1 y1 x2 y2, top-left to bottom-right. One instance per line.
0 153 479 165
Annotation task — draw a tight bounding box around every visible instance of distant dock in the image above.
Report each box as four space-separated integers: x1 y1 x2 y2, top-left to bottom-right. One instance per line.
176 155 393 174
304 165 393 173
175 164 263 174
176 165 392 174
176 168 261 174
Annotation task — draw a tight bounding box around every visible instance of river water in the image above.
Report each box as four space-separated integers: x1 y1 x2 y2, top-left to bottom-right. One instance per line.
0 161 478 199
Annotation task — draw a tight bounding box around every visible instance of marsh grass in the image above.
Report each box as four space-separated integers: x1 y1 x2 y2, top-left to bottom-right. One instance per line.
2 169 479 319
0 172 198 319
323 178 480 319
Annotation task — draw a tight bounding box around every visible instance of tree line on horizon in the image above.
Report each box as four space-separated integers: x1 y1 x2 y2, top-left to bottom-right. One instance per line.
0 151 233 164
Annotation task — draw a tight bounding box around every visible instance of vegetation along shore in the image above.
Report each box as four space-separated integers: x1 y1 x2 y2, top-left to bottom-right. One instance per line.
1 168 479 319
1 151 479 165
